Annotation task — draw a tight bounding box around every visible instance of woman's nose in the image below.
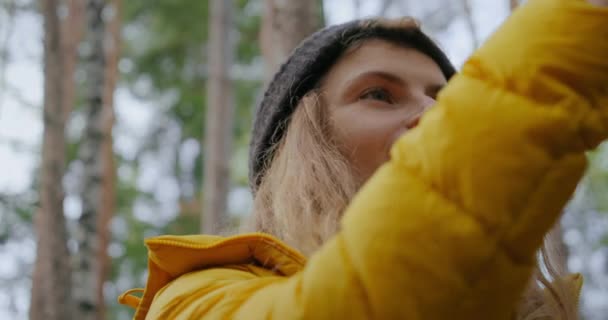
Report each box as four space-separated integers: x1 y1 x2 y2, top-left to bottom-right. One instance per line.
406 114 421 129
405 95 436 129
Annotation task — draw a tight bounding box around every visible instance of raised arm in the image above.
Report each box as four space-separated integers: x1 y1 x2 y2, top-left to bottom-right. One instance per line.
146 1 608 319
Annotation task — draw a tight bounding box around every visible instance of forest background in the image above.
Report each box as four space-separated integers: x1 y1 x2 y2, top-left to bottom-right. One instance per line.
1 0 607 319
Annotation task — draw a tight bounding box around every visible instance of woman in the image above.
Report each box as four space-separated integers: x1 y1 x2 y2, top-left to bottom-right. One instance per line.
119 0 608 319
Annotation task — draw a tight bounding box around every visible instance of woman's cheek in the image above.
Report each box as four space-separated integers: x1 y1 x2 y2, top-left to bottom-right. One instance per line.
352 119 402 179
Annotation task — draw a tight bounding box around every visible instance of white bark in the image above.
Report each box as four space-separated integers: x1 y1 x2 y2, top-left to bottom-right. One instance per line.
73 0 106 319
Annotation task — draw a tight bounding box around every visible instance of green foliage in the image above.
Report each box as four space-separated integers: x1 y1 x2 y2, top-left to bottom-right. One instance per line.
122 0 263 186
66 139 81 164
162 214 201 235
0 194 34 242
0 176 38 242
235 0 262 63
104 2 266 318
122 0 209 141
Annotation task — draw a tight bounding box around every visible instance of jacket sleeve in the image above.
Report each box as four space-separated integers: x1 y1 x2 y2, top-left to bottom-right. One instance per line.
147 1 608 319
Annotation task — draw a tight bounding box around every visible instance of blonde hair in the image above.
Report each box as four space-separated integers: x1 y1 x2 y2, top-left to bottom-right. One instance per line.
250 91 580 319
252 93 358 255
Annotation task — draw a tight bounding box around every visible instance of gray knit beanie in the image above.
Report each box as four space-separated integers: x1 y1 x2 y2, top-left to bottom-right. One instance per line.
249 18 456 192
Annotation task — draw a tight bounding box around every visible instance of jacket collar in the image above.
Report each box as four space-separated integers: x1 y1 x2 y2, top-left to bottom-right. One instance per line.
118 233 306 320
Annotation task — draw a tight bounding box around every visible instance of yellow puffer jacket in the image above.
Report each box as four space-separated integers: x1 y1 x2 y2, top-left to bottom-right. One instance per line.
119 0 608 319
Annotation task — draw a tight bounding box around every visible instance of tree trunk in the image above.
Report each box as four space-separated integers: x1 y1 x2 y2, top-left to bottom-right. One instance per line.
260 0 321 82
30 0 73 319
96 0 121 319
61 0 85 121
202 0 234 234
73 0 106 319
461 0 479 49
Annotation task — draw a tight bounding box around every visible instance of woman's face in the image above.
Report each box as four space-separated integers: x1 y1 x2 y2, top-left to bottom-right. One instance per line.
321 39 447 184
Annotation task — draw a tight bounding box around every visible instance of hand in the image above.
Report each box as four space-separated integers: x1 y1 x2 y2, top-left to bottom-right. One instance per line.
588 0 608 6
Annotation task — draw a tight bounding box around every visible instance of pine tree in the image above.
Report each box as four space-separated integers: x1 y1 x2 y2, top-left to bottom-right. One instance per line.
31 0 73 319
202 0 234 233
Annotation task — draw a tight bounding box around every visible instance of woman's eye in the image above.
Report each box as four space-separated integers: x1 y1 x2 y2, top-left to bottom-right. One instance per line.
359 88 394 104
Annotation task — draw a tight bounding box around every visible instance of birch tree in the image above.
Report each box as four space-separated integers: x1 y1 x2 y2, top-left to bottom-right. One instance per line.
73 0 107 318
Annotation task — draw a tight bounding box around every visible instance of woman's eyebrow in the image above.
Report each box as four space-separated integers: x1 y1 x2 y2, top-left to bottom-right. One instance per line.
342 70 405 92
